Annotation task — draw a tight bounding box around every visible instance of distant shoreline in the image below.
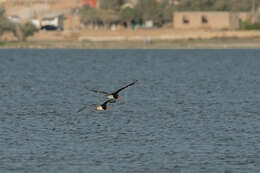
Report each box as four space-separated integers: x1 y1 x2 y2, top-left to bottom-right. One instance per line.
2 29 260 49
1 37 260 49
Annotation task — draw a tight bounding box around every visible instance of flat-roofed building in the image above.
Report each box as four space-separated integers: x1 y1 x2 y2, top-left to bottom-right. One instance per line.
173 12 240 30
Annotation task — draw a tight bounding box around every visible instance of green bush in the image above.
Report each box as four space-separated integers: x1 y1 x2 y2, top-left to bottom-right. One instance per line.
240 20 260 30
119 0 173 27
20 22 38 41
99 0 124 11
177 0 258 12
119 7 139 26
0 5 5 17
80 6 119 26
0 41 5 46
1 5 38 41
0 6 16 36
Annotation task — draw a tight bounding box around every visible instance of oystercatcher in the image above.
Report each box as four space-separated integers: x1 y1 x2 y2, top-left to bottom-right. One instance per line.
77 100 112 112
89 80 137 100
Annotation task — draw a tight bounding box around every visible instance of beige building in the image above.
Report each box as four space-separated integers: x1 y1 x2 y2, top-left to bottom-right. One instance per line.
173 12 240 30
239 12 251 22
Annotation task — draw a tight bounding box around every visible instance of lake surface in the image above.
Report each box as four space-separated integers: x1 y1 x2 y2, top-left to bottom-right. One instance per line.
0 49 260 173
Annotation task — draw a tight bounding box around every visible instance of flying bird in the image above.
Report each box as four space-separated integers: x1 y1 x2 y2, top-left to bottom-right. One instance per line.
89 80 137 100
77 100 112 112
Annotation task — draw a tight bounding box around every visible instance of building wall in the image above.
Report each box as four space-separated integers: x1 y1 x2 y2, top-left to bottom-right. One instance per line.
173 12 239 30
229 12 240 29
239 12 251 22
64 14 81 31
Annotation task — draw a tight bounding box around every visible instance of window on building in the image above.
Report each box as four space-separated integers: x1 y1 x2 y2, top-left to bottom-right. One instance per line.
183 16 189 24
201 15 208 24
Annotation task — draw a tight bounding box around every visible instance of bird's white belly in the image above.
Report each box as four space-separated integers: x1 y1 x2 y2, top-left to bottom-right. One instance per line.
96 106 104 111
107 95 114 99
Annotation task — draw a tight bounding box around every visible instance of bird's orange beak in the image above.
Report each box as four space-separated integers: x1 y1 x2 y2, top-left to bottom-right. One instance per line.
107 106 110 110
118 96 120 99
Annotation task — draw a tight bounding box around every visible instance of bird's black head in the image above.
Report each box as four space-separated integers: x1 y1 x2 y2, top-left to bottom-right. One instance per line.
103 105 109 110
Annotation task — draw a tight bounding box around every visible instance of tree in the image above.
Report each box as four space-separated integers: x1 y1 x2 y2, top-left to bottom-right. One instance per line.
177 0 217 11
80 6 103 25
118 0 175 27
135 0 173 27
80 5 119 27
211 0 231 11
119 7 139 26
136 0 160 21
159 0 175 24
176 0 258 12
99 0 124 11
0 6 16 37
0 5 5 16
20 22 38 41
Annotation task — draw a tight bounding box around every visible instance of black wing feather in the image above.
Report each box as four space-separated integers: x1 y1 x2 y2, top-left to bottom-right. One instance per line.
101 100 113 107
113 80 137 95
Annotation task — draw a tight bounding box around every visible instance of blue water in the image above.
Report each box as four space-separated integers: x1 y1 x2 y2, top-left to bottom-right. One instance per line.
0 49 260 173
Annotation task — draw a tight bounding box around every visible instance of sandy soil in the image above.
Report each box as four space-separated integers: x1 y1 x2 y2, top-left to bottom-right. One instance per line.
1 28 260 49
27 28 260 42
1 37 260 49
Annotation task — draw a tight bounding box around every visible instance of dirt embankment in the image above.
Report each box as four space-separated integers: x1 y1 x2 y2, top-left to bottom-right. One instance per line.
25 28 260 42
2 28 260 49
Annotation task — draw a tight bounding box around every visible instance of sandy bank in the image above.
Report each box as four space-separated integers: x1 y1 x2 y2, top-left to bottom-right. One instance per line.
1 37 260 49
1 29 260 49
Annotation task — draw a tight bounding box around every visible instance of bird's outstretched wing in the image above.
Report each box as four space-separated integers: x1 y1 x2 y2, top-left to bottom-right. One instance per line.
89 89 110 95
77 103 100 112
113 80 138 95
101 99 113 107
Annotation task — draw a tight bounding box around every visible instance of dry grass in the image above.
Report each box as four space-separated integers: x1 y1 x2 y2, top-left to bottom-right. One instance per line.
26 28 260 41
2 27 260 49
2 37 260 49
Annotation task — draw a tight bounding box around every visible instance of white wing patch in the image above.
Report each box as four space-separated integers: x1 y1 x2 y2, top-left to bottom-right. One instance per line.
96 106 104 111
107 95 114 99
